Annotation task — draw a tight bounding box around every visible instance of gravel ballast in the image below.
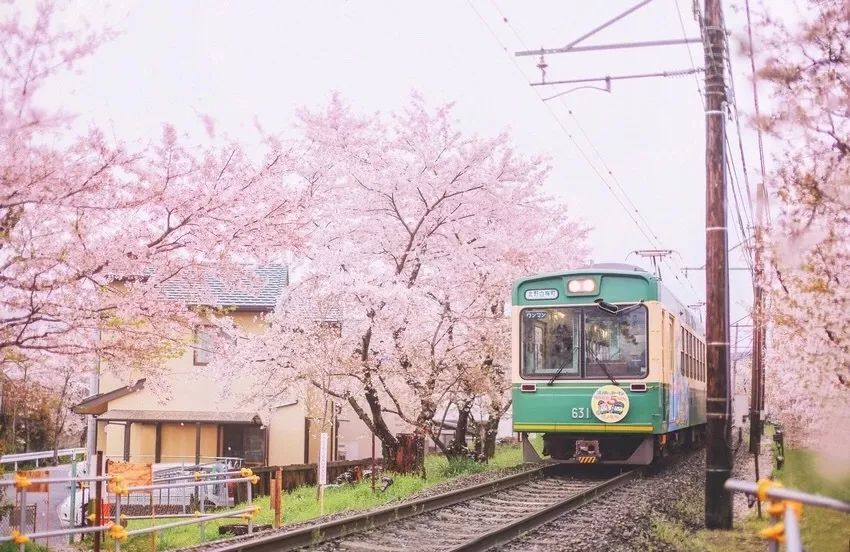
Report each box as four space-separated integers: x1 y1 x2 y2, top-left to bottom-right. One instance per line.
505 442 764 552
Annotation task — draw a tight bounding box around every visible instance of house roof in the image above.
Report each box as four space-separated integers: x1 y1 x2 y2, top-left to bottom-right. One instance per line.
97 409 263 425
158 264 288 311
72 379 147 416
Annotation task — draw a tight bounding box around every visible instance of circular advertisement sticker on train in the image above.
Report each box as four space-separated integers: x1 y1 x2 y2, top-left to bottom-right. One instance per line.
591 385 630 423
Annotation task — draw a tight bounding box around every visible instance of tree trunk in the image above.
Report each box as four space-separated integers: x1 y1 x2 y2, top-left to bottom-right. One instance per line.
482 417 499 459
51 374 71 466
444 399 473 461
341 324 407 472
348 389 403 470
8 400 16 453
392 432 425 476
482 399 512 459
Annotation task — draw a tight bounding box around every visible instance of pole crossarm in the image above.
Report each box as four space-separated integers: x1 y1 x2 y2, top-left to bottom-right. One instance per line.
514 0 657 57
516 37 702 57
531 68 703 88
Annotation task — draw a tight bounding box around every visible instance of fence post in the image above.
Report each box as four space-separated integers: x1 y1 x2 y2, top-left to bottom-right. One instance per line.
784 506 802 552
94 451 103 552
181 462 186 515
113 495 121 552
246 479 253 535
68 459 77 544
199 479 206 543
274 467 282 529
18 486 26 552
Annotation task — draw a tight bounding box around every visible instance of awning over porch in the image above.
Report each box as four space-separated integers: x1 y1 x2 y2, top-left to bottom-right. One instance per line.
71 379 147 415
98 409 262 425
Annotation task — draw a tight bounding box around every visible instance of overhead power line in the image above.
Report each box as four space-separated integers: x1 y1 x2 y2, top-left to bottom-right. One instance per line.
744 0 771 225
674 0 705 105
473 0 703 301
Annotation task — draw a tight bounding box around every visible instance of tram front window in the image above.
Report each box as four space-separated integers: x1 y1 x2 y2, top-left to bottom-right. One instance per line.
584 306 648 378
521 308 581 378
520 305 648 380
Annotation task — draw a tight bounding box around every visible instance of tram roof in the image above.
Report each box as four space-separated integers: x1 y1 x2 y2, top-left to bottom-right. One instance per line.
512 266 703 333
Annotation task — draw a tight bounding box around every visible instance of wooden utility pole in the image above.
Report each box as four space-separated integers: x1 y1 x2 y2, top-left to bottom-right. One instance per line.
703 0 733 529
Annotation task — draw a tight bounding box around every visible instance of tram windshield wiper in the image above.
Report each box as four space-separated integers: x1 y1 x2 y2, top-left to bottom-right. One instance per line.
547 358 571 386
585 338 619 386
594 298 619 314
595 298 644 315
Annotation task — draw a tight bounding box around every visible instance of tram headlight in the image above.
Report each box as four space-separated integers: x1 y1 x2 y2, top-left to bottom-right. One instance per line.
567 278 596 293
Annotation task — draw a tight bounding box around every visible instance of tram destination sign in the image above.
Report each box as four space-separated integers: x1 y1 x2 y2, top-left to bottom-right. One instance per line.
524 288 559 301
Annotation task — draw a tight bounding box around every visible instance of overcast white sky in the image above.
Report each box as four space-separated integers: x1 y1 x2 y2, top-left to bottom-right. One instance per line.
44 0 787 349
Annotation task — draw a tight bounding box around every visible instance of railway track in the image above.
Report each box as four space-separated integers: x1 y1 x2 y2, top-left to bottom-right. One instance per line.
190 464 644 552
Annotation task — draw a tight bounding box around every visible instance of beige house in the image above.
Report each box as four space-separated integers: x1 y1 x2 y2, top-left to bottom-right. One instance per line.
73 266 348 467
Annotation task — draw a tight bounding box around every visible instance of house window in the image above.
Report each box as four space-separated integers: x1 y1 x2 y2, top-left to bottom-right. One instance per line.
194 326 214 365
194 325 236 365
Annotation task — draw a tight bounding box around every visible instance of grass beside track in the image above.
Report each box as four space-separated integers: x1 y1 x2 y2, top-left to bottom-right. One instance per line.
773 448 850 552
114 441 533 552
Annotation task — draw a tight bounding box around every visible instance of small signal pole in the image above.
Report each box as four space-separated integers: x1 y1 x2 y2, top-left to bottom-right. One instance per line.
746 0 770 512
703 0 733 530
317 432 328 515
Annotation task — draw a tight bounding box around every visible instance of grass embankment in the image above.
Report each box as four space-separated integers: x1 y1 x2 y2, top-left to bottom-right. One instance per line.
0 543 48 552
119 441 529 551
651 443 850 551
773 448 850 551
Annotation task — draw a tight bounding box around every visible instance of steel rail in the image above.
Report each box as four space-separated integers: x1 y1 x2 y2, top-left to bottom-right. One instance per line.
193 464 557 552
446 467 644 551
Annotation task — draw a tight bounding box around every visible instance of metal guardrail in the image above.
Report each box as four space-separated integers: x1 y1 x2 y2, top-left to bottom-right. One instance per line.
0 448 86 470
0 462 262 552
725 478 850 552
106 455 244 467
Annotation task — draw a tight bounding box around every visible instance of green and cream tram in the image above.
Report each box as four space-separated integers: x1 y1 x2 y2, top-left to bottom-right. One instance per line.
512 264 706 464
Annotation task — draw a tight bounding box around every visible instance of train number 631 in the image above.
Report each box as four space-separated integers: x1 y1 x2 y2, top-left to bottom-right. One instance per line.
571 407 591 419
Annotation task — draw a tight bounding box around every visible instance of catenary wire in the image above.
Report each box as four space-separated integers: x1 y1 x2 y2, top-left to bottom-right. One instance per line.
476 0 702 301
744 0 771 225
674 0 705 106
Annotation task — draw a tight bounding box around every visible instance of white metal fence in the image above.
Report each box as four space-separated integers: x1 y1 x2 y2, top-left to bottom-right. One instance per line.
0 448 86 471
0 462 261 551
725 478 850 552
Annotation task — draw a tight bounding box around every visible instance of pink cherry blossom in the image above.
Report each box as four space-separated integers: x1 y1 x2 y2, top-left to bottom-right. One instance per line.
218 94 588 466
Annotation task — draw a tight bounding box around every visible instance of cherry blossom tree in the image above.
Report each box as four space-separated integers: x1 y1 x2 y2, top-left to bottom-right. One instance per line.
0 2 306 398
750 0 850 450
224 94 587 469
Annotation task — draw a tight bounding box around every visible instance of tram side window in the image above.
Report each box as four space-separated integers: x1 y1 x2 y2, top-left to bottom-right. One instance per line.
689 334 695 378
690 333 695 378
681 329 707 381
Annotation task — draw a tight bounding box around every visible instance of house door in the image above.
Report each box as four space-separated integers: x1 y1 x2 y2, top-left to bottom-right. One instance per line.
222 425 265 465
